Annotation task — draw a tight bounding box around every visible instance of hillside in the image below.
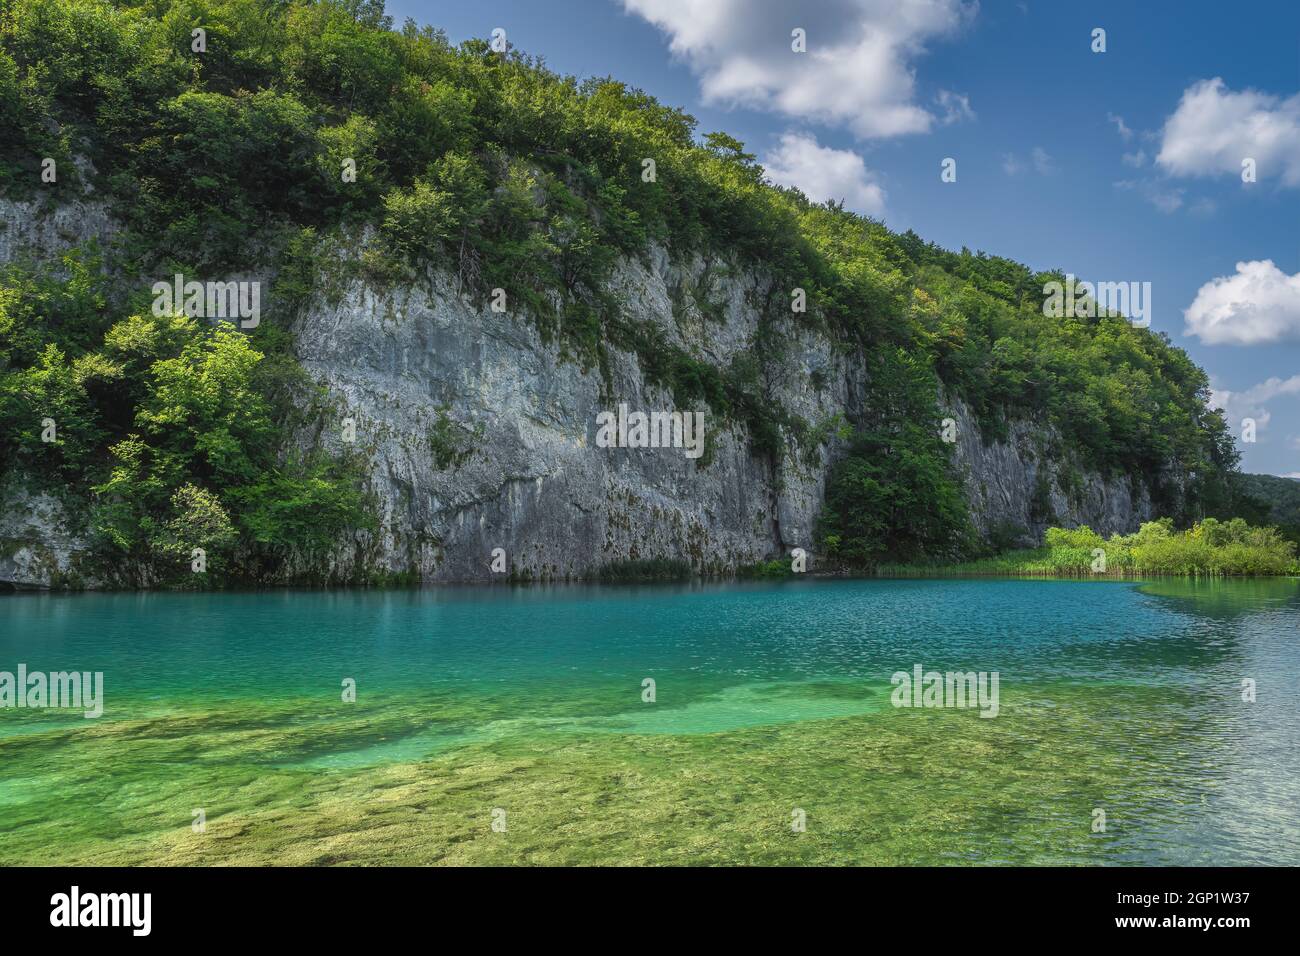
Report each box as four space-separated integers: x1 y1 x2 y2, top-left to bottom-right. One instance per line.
1234 473 1300 541
0 0 1244 586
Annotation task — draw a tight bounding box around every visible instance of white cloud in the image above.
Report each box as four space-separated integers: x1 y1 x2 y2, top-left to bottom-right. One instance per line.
762 132 885 216
1147 188 1184 213
1210 375 1300 440
1156 78 1300 185
1108 113 1151 168
621 0 977 139
1209 388 1268 431
936 89 975 125
1003 147 1052 176
1112 178 1187 214
1185 260 1300 345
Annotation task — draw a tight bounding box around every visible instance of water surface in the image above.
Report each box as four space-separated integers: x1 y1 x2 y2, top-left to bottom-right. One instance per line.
1 578 1297 864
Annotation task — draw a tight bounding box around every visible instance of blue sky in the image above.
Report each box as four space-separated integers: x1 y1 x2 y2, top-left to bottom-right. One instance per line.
386 0 1300 477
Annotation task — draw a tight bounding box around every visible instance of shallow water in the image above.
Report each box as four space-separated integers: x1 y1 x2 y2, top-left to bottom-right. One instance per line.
1 578 1297 865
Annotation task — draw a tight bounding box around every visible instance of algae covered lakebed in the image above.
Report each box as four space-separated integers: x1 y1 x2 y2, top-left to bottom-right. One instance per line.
1 578 1297 865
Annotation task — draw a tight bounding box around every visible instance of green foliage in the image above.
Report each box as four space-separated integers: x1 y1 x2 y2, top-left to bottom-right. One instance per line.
1107 517 1298 575
428 407 480 470
228 457 372 559
1029 469 1056 524
817 350 974 567
4 2 1237 466
1228 473 1300 546
886 518 1299 577
736 558 794 579
0 0 1249 580
0 259 369 585
904 263 1238 514
148 482 237 571
592 557 692 583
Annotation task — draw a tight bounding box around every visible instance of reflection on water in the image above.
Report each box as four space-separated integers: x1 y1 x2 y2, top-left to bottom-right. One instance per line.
1139 575 1300 617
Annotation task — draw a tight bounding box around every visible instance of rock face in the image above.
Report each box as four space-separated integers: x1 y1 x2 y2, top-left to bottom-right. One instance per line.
0 201 1163 587
946 398 1155 547
290 244 851 581
288 244 1158 582
0 195 119 266
0 480 105 590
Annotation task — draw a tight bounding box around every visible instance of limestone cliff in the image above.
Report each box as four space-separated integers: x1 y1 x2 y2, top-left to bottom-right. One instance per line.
0 199 1165 587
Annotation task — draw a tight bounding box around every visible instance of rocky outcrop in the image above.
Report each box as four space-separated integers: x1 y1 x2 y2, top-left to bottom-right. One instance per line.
286 243 1160 581
0 480 105 589
289 244 852 581
946 397 1155 547
0 195 119 266
0 199 1167 587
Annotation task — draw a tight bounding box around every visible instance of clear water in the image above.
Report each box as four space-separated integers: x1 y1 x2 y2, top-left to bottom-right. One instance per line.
1 578 1297 865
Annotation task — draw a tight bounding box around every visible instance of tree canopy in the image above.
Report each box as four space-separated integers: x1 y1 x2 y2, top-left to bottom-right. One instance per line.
0 0 1244 578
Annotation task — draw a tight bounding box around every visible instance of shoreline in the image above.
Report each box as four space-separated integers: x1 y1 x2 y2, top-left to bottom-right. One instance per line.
871 568 1300 580
3 569 1298 595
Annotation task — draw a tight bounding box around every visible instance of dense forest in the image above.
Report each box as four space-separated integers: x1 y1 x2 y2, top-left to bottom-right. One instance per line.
1233 473 1300 544
0 0 1254 581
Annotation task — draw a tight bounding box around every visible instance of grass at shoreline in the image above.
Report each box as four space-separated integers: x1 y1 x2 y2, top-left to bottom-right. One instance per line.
877 518 1300 579
874 560 1300 579
6 514 1296 591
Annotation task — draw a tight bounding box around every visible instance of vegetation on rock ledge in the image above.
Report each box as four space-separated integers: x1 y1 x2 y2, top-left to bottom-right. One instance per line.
0 0 1254 581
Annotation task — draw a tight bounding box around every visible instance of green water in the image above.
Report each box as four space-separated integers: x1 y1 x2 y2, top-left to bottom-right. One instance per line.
1 577 1297 865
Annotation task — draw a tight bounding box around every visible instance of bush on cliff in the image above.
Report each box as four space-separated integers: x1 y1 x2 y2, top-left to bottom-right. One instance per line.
0 0 1245 577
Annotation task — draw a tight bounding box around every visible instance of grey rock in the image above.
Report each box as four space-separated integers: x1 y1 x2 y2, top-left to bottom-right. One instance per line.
286 244 1161 582
0 481 105 589
0 204 1170 587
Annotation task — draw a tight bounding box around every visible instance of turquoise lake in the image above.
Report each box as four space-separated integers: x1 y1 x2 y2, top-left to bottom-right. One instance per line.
1 577 1297 865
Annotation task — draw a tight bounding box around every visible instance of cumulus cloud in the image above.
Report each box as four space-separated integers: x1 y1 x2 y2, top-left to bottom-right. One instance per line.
1107 112 1133 141
1156 78 1300 185
621 0 976 139
1209 374 1300 434
762 132 885 215
1184 260 1300 345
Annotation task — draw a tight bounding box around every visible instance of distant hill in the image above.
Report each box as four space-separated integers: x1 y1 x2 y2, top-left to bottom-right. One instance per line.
1235 474 1300 541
